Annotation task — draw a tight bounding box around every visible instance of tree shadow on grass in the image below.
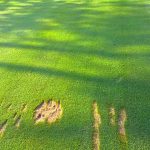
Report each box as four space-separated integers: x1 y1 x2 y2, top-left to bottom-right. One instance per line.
0 0 150 61
0 61 150 140
0 0 150 148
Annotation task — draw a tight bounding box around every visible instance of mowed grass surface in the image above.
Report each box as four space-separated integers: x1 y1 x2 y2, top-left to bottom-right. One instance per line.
0 0 150 149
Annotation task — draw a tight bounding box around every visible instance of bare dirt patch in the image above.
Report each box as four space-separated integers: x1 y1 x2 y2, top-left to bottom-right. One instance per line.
92 101 101 150
118 108 127 144
0 120 8 137
33 100 63 124
109 106 116 126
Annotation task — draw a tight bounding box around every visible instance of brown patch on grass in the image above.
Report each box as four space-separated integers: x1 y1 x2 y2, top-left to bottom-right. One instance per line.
21 104 27 112
0 120 8 137
14 115 21 128
118 109 127 144
109 106 116 126
92 101 101 150
34 100 63 124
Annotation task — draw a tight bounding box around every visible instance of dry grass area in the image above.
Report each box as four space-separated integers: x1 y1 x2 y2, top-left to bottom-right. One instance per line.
109 106 116 126
34 100 63 124
118 109 127 144
92 101 101 150
0 120 8 137
92 103 128 150
0 102 28 137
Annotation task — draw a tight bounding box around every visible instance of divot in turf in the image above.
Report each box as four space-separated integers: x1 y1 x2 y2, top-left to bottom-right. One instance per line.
109 106 116 126
0 120 8 137
92 101 101 150
118 109 127 144
34 100 63 124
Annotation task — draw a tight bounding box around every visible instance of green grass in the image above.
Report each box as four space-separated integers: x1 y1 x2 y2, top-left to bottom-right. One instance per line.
0 0 150 149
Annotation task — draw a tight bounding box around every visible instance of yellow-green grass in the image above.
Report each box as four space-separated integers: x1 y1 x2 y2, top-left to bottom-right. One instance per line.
0 0 150 149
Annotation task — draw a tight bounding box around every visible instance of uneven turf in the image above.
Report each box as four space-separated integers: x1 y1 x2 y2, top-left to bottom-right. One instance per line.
0 0 150 149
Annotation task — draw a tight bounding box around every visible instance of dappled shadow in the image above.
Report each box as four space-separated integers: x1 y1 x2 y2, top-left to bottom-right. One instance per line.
0 0 150 149
0 0 150 60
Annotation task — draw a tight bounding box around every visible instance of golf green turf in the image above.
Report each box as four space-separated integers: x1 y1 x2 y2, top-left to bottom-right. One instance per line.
0 0 150 149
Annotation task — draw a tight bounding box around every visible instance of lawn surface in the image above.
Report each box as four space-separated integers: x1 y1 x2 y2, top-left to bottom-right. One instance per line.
0 0 150 149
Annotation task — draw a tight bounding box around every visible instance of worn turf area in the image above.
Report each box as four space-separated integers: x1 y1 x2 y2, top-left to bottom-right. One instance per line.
0 0 150 149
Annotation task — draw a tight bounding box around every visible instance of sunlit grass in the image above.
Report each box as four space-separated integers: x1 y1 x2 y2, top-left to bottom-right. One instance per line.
0 0 150 149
